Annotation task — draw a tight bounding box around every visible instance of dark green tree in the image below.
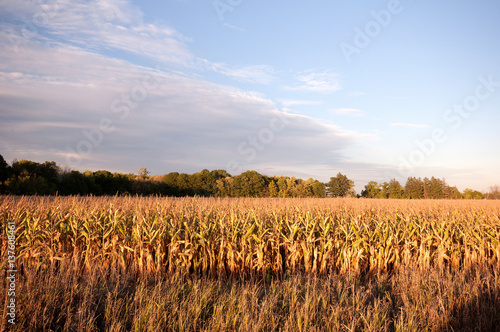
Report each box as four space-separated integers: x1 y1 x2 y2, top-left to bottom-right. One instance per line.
387 179 404 199
462 188 483 199
311 181 326 198
404 177 424 199
0 154 11 193
361 181 382 198
326 173 354 197
232 171 268 197
428 177 444 199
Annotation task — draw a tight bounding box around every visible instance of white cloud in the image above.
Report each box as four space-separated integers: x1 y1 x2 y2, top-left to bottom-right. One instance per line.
279 99 322 107
0 1 373 177
390 122 430 128
0 32 362 175
203 61 276 84
335 108 363 116
285 70 342 93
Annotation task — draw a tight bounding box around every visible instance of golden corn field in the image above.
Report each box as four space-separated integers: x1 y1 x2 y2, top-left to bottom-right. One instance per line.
1 196 500 331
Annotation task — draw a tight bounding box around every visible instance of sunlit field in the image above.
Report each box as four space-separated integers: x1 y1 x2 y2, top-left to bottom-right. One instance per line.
2 196 500 331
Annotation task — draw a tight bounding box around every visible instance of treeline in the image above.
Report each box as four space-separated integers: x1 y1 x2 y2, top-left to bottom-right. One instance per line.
0 155 499 199
360 177 496 199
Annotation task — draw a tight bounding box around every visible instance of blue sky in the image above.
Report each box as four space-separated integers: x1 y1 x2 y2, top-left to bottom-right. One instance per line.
1 0 499 192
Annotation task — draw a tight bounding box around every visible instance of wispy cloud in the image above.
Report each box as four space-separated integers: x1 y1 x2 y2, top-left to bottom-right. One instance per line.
279 100 323 107
204 61 276 84
285 70 342 93
390 122 430 128
335 108 363 117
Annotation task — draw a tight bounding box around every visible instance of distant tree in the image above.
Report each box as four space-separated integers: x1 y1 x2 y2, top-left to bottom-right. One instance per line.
387 179 404 199
232 171 268 197
486 185 500 199
361 181 382 198
59 170 90 195
276 176 289 197
327 173 354 197
447 186 462 199
404 177 424 199
216 177 234 197
8 159 60 195
0 154 11 193
428 177 444 199
138 167 150 180
268 181 279 197
311 181 326 198
462 188 484 200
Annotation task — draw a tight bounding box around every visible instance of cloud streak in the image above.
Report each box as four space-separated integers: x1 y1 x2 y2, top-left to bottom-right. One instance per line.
335 108 363 117
390 122 430 128
285 70 342 93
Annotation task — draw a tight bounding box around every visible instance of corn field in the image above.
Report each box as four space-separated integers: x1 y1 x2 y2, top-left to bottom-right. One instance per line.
2 196 499 277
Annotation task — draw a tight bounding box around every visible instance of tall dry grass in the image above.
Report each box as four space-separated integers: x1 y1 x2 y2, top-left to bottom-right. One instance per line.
1 196 500 331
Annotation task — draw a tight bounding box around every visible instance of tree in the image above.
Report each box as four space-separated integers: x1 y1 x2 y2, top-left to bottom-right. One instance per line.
138 167 150 180
447 186 462 199
326 173 354 197
487 185 500 199
361 181 382 198
387 179 404 199
311 181 326 198
404 177 424 199
428 177 444 199
268 181 279 197
0 154 10 193
462 188 484 200
232 171 268 197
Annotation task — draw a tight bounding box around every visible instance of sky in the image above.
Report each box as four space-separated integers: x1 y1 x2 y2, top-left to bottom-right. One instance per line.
1 0 499 193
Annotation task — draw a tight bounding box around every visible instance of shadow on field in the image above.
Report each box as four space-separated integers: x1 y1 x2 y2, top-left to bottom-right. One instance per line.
437 287 500 332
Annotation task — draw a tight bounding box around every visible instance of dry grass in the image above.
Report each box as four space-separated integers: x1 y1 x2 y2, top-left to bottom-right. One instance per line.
1 196 500 331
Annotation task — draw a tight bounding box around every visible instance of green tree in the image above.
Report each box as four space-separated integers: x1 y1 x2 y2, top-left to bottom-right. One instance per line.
311 181 326 197
447 186 462 199
326 173 354 197
361 181 382 198
387 179 404 199
404 177 424 199
268 181 279 197
428 177 444 199
462 188 484 199
0 154 10 193
232 171 268 197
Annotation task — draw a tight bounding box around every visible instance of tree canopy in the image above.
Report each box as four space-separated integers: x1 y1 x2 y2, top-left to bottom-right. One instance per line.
0 154 496 199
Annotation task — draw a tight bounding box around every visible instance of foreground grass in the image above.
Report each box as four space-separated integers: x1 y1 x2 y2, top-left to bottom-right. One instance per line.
1 196 500 331
2 264 499 331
